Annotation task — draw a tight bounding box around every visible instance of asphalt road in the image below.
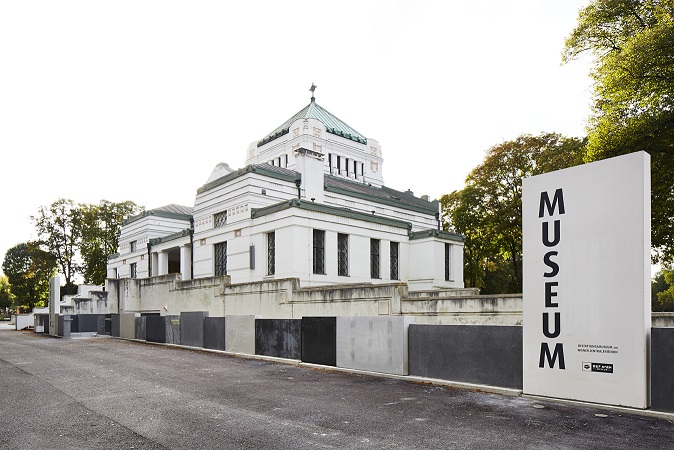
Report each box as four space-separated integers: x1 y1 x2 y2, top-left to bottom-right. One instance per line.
0 329 672 449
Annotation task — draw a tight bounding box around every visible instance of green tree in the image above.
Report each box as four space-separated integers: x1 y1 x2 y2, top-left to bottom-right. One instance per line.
32 199 82 295
0 275 15 312
441 186 494 289
653 268 674 311
80 200 143 285
563 0 674 265
1 242 56 311
442 133 586 293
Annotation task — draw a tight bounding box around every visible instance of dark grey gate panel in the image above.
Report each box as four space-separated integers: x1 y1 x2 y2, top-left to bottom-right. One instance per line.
301 317 336 366
255 319 301 359
204 317 225 351
652 327 674 412
409 324 523 389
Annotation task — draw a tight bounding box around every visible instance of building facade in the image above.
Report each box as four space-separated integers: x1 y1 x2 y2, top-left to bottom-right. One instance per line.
107 96 464 291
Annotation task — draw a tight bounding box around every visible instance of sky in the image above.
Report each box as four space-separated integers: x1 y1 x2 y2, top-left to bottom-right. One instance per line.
0 0 596 277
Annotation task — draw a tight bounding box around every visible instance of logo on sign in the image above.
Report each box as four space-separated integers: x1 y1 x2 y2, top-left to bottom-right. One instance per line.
582 362 613 373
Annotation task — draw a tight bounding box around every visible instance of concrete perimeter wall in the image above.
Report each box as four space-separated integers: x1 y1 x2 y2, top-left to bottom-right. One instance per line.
225 316 255 354
90 308 674 414
120 313 138 339
336 316 412 375
90 275 674 413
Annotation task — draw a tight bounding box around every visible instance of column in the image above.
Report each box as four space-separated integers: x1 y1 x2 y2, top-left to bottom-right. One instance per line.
157 251 169 276
180 245 192 280
151 252 159 277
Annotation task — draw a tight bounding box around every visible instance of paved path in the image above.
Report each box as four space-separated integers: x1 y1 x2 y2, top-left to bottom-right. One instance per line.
0 330 672 449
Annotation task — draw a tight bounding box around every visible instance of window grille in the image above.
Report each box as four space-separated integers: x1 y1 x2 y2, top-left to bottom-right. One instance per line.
445 243 450 281
390 241 399 280
370 238 380 279
338 233 348 276
313 230 325 274
130 262 137 279
267 232 275 275
214 241 227 276
214 211 227 228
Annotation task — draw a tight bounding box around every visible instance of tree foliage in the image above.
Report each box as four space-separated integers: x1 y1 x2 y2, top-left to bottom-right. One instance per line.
1 242 56 311
32 199 82 295
653 268 674 311
0 275 15 311
80 200 143 285
29 198 143 294
563 0 674 264
442 133 586 293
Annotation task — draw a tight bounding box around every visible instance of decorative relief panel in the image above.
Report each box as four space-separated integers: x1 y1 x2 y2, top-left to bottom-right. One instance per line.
248 148 256 159
292 143 300 150
313 143 322 152
370 161 379 173
293 128 300 138
313 127 321 137
370 146 378 156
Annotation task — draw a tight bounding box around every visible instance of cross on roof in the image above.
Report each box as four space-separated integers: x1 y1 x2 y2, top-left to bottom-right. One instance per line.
310 83 317 102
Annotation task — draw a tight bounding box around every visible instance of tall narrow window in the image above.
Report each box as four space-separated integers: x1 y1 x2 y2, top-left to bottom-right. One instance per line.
361 162 365 177
353 160 358 178
336 155 341 175
390 241 399 280
267 232 275 275
214 241 227 276
445 243 451 281
313 230 325 274
328 153 332 173
130 262 137 279
345 158 350 177
370 238 380 279
130 240 137 253
214 211 227 228
285 154 288 167
337 233 348 276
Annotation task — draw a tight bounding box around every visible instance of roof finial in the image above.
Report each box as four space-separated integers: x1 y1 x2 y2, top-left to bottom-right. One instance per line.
310 83 317 102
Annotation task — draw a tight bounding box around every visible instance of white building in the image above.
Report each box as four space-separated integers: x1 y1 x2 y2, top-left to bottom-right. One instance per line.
107 95 464 291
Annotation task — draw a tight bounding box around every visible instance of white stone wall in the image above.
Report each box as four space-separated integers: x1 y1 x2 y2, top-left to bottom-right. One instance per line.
407 237 464 290
109 215 191 279
106 276 520 326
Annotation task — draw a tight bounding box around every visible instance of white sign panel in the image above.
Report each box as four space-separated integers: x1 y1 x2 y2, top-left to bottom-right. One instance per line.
522 152 650 408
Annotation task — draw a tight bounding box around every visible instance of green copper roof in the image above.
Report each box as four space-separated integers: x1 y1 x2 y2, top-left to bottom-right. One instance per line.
197 164 300 194
122 204 193 226
258 101 367 147
251 199 413 230
149 228 191 246
324 175 440 216
409 229 465 243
